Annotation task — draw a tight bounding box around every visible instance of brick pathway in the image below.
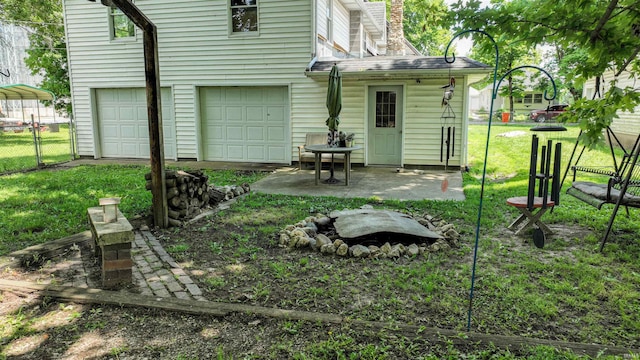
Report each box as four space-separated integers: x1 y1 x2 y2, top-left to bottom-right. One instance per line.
58 230 206 300
132 230 206 301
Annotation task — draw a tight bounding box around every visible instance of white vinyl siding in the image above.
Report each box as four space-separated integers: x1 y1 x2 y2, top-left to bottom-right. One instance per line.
65 0 473 167
317 0 328 40
403 79 464 167
290 78 366 165
333 1 350 51
64 0 312 160
584 70 640 149
291 78 467 167
317 0 349 51
608 72 639 140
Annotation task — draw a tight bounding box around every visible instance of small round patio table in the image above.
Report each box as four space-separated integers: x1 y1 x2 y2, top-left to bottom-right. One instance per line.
304 145 362 185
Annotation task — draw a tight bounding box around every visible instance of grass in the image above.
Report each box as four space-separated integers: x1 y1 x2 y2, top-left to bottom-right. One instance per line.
1 123 639 358
0 124 75 174
0 165 264 255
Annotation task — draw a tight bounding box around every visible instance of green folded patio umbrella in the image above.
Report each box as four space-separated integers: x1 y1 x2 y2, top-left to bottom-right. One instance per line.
326 64 342 132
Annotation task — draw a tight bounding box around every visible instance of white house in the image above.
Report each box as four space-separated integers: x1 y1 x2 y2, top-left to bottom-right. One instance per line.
469 69 556 120
62 0 490 169
583 70 640 149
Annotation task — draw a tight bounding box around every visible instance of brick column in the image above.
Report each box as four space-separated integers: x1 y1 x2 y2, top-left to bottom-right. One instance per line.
88 207 134 288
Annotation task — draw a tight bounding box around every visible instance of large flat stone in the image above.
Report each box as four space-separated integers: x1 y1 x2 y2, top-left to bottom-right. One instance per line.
330 209 443 240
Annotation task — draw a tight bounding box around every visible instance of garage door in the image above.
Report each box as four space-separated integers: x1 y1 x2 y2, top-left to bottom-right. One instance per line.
200 86 288 163
96 88 176 159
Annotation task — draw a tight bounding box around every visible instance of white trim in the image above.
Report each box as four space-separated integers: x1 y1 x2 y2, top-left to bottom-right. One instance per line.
89 88 100 159
194 85 203 161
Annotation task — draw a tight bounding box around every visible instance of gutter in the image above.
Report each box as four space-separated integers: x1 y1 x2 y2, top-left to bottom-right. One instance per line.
304 68 492 80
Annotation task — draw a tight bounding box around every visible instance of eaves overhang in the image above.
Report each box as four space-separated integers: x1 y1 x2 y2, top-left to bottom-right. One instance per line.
305 56 492 81
340 0 384 38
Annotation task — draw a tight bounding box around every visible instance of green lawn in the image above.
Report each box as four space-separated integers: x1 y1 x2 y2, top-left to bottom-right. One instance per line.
0 165 263 255
0 123 638 359
0 124 75 173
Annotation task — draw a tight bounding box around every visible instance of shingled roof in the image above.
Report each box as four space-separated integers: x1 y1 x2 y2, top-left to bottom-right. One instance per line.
306 56 491 79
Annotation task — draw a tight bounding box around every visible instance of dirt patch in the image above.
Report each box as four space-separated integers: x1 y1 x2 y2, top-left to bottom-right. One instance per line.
1 204 637 358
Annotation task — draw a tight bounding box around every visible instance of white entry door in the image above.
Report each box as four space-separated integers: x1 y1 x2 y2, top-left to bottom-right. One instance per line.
368 86 403 165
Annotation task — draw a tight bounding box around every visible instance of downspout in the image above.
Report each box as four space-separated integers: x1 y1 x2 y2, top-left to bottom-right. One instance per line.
306 0 318 73
61 1 78 153
306 57 318 73
311 0 317 61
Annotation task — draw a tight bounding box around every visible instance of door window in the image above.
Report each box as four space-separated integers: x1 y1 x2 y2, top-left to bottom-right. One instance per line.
376 91 396 128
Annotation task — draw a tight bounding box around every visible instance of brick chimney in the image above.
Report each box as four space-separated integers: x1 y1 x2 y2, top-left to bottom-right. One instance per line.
388 0 405 56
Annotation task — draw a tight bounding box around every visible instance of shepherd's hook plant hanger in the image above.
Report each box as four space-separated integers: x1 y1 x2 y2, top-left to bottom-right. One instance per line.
444 29 557 331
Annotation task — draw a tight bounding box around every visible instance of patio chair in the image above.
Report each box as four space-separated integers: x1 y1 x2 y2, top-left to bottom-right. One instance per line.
298 132 344 170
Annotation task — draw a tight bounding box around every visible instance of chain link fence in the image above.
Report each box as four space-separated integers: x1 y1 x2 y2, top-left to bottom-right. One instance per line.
0 116 77 174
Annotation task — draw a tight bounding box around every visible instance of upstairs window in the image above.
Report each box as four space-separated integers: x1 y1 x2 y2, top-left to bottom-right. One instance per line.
231 0 258 33
110 7 135 39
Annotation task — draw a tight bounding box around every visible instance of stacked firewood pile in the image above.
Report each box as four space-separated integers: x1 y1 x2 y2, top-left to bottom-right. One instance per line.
145 170 250 227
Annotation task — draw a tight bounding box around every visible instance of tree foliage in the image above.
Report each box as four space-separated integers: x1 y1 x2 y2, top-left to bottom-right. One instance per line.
0 0 70 116
466 33 541 118
402 0 452 55
450 0 640 147
374 0 453 55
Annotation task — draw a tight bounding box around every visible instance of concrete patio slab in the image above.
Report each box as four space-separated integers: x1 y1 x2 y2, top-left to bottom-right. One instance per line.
251 167 465 201
59 159 465 202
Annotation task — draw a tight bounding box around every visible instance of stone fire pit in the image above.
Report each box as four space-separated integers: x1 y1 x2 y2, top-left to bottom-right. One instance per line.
279 206 460 259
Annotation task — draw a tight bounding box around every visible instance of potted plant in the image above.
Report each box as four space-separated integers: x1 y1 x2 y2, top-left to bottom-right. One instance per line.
345 132 355 147
338 132 355 147
338 131 346 147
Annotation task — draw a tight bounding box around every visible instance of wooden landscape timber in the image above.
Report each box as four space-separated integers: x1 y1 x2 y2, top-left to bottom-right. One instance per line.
0 231 92 270
0 278 637 358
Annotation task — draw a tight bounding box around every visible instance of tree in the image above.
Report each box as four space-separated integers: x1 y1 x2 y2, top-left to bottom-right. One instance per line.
539 46 587 103
403 0 452 55
446 2 540 120
0 0 70 116
450 0 640 147
468 35 540 120
374 0 453 56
